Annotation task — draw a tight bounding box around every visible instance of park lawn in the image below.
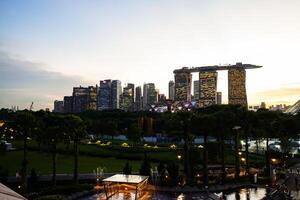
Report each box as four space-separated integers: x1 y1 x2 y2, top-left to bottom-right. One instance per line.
0 150 144 176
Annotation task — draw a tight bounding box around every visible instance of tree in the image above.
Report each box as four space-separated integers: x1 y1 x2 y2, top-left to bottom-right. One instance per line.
139 154 151 176
65 115 85 184
44 114 65 186
123 162 132 175
13 111 37 191
127 123 142 144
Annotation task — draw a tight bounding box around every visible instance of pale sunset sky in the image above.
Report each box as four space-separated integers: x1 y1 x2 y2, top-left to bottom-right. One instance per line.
0 0 300 110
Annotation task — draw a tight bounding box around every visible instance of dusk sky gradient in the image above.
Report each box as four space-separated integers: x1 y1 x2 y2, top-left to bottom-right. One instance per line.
1 0 300 110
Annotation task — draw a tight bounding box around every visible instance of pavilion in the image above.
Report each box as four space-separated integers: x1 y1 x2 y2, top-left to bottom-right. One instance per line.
102 174 149 200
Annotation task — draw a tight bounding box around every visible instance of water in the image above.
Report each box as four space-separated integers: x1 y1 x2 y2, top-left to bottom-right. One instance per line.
80 187 266 200
217 187 266 200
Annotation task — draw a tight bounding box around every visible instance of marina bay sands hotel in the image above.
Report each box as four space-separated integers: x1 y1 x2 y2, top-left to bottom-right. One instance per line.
173 62 262 107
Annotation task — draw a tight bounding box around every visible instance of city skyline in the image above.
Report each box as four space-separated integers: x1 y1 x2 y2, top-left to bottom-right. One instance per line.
1 0 300 110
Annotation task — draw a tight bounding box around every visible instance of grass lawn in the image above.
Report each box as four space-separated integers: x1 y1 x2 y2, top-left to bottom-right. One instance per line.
0 150 144 176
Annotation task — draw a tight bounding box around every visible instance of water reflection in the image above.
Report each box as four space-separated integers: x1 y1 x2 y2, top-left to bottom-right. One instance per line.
219 187 266 200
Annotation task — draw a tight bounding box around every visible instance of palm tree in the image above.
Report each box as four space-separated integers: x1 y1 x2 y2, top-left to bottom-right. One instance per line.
13 111 36 191
65 115 85 184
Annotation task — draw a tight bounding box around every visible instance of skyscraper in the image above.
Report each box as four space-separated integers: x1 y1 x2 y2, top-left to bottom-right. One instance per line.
53 100 64 113
217 92 222 105
120 83 135 111
73 86 97 113
111 80 122 109
135 86 142 111
199 70 218 107
168 81 175 100
228 68 248 107
174 69 192 101
193 80 199 100
63 96 73 113
143 83 157 110
98 80 112 110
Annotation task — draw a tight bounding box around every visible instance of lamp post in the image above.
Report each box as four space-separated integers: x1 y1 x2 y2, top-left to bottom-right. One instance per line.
233 126 241 179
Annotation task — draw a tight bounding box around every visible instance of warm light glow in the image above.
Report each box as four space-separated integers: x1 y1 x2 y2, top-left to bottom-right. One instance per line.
177 155 182 160
241 157 246 162
238 151 242 155
121 142 130 148
197 145 204 149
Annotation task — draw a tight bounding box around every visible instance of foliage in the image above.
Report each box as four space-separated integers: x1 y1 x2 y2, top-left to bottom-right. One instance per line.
139 153 151 176
123 162 132 175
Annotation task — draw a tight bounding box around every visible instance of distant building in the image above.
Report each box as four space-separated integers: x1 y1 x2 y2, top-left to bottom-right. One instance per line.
143 83 157 110
73 86 97 113
111 80 122 109
199 70 218 107
120 83 135 111
63 96 73 113
193 80 199 100
53 100 64 113
260 102 266 109
168 81 175 100
98 80 112 110
217 92 222 105
135 86 142 111
174 69 192 101
228 67 248 107
158 94 166 104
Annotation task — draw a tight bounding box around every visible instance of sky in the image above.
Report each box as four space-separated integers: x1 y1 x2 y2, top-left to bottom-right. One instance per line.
0 0 300 110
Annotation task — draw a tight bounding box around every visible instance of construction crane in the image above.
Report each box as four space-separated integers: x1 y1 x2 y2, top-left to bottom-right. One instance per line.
29 102 34 111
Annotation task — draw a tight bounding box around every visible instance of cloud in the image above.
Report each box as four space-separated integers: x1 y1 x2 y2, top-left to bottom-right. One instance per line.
250 86 300 105
0 52 90 110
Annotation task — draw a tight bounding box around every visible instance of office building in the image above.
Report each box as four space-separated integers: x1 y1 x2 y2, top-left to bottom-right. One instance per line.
217 92 222 105
168 81 175 100
98 80 112 110
135 86 142 111
120 83 135 111
193 80 199 100
143 83 157 110
63 96 73 113
111 80 122 109
53 100 64 113
72 86 97 113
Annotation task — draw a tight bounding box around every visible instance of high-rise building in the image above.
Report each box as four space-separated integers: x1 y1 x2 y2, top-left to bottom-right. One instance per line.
98 80 112 110
111 80 122 109
143 83 157 110
72 86 97 113
193 80 199 100
168 81 175 100
158 94 166 104
217 92 222 105
174 69 192 101
63 96 73 113
228 68 247 107
199 70 218 107
120 83 135 111
135 86 142 111
53 100 64 113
